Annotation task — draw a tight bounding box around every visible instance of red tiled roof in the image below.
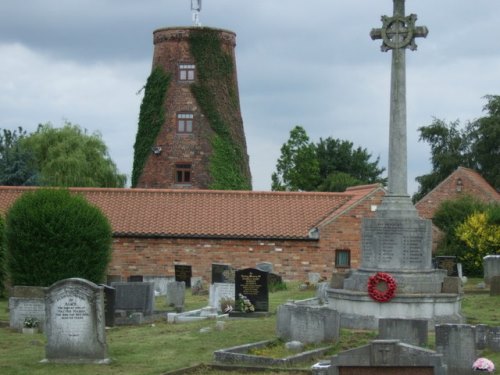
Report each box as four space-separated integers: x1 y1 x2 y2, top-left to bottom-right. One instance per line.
0 185 381 240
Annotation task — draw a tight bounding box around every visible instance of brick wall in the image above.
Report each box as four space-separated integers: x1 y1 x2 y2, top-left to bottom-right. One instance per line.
107 189 385 282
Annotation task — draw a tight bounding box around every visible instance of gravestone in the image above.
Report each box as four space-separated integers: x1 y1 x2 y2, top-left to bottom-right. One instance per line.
166 281 185 312
100 285 116 327
209 282 235 312
111 282 155 316
435 324 476 375
43 278 110 364
235 268 269 312
308 272 321 285
256 262 273 273
475 324 489 350
435 256 458 277
487 326 500 352
378 318 428 347
490 275 500 296
483 255 500 285
9 286 46 332
175 265 192 288
276 302 340 343
211 263 235 284
329 340 446 375
144 276 173 296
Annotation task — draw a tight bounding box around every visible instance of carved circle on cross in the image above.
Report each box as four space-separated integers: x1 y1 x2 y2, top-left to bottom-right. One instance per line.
381 14 416 50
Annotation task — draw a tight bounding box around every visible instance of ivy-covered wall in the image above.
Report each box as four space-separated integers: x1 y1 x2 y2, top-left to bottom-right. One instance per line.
189 28 252 190
131 67 171 187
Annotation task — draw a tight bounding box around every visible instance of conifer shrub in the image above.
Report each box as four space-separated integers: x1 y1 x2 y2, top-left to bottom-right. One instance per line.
6 189 112 286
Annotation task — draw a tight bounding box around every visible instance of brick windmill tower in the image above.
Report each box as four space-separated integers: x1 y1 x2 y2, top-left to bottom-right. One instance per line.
132 1 252 190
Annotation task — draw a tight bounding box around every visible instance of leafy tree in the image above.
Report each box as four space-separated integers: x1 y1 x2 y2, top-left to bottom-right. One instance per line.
432 195 490 276
271 126 320 191
456 207 500 275
0 127 38 186
21 122 126 187
6 189 112 286
414 95 500 202
315 137 386 191
272 126 385 192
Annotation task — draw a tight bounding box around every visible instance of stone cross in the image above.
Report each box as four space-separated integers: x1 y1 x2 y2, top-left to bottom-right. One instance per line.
191 0 202 27
370 0 428 203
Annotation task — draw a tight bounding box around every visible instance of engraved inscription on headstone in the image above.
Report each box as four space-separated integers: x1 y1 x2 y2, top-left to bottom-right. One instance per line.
175 265 192 287
235 268 268 312
44 278 109 364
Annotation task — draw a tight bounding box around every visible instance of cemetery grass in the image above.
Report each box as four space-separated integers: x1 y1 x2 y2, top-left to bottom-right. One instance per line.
1 280 499 374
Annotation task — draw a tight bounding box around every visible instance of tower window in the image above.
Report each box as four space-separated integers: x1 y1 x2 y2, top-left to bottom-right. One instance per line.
177 113 194 133
335 249 351 268
175 163 192 184
179 64 195 81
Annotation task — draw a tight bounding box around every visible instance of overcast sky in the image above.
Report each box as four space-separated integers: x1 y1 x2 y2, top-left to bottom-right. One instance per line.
1 0 499 193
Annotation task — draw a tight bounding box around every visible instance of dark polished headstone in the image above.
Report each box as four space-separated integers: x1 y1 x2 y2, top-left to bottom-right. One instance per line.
175 265 192 288
127 275 144 282
100 285 116 327
235 268 268 312
111 282 155 316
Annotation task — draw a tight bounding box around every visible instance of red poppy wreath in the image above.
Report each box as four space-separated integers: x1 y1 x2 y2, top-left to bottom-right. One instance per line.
367 272 397 302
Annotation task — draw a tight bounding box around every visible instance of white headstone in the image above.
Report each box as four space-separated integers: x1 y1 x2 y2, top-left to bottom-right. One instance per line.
43 278 110 364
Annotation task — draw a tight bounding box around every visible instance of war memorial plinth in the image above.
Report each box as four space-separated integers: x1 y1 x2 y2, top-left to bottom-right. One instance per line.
327 0 463 329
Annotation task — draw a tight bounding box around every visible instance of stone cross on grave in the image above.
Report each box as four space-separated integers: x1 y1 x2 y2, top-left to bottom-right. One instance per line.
370 0 428 216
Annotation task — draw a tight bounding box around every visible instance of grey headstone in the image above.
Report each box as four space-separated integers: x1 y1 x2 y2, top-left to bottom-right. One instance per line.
484 255 500 285
329 340 446 375
490 275 500 296
166 281 185 312
111 282 155 316
256 262 273 273
43 278 109 364
435 324 476 375
378 318 428 347
308 272 321 285
276 302 340 344
143 276 173 296
316 282 329 303
9 296 46 332
487 326 500 352
475 324 489 350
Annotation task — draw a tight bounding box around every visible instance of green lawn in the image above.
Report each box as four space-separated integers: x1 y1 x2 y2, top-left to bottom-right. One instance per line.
1 281 499 375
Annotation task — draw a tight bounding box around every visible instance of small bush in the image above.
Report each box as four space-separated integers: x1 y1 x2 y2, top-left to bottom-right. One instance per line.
6 189 112 286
